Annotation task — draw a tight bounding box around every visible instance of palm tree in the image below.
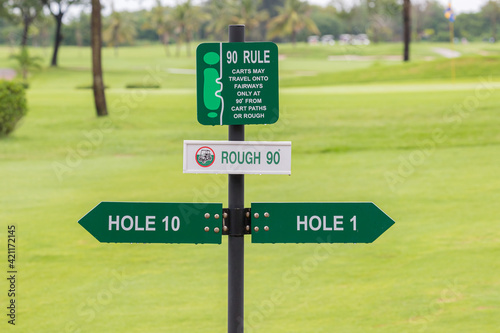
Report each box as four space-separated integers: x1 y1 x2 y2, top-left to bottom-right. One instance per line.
91 0 107 116
205 0 236 40
172 0 206 56
230 0 269 40
267 0 319 45
403 0 411 61
103 2 137 56
482 0 499 42
9 47 43 81
143 0 175 56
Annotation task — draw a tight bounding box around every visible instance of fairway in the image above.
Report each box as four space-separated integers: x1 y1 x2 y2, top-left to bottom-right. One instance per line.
1 43 499 332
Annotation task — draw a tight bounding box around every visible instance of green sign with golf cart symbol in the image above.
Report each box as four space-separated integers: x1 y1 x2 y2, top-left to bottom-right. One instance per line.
196 42 279 126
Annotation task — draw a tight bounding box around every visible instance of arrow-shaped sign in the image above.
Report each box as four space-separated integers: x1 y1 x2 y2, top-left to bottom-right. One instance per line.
78 202 223 244
251 202 395 243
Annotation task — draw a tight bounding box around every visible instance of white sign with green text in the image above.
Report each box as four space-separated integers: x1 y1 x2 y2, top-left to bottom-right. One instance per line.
183 140 291 175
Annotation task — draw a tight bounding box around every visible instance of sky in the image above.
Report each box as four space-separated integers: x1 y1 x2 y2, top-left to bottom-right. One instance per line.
103 0 487 15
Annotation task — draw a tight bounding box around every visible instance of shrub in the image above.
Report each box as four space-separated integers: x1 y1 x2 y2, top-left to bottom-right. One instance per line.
75 84 109 89
0 80 28 137
125 83 160 89
9 48 43 82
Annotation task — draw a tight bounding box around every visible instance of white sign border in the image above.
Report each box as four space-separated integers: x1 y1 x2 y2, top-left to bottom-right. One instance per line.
183 140 292 175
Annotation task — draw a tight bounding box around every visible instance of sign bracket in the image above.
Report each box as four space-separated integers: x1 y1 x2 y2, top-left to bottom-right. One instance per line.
222 208 252 236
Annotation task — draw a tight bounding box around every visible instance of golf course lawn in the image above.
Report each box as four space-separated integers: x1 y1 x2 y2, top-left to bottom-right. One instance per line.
0 43 499 332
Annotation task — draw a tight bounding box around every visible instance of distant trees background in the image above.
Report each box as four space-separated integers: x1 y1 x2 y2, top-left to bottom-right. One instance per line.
0 0 498 49
41 0 87 66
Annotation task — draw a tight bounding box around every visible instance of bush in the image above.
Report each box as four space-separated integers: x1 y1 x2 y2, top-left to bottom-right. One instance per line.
75 84 109 89
0 80 28 137
125 83 160 89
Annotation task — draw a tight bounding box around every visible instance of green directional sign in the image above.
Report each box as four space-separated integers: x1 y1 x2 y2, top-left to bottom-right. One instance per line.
78 202 223 244
251 202 395 244
196 42 279 126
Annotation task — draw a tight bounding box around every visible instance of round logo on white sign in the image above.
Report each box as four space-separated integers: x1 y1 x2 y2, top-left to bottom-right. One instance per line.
196 146 215 167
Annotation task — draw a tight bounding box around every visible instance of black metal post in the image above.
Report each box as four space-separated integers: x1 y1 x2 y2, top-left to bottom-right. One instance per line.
228 24 245 333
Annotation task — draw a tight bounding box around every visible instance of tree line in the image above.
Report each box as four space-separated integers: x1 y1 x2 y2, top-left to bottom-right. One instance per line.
1 0 498 119
2 1 499 51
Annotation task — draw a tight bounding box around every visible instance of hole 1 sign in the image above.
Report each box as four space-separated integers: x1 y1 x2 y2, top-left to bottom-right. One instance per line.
196 42 279 126
251 202 395 244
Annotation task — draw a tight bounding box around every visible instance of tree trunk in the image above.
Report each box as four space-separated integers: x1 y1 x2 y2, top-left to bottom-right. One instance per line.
186 32 191 57
176 38 181 57
76 28 83 47
91 0 108 117
492 8 497 42
403 0 411 62
50 13 63 67
21 16 30 47
162 33 170 56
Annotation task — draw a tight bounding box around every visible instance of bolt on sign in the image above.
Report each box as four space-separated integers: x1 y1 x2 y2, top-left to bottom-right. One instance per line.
196 42 279 126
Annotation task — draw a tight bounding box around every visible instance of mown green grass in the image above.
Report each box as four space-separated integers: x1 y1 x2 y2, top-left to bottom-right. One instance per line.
0 43 499 332
281 56 500 86
277 41 500 58
3 42 500 89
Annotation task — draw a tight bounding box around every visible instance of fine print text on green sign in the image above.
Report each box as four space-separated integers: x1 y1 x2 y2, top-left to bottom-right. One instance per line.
196 42 279 126
78 202 223 244
251 202 395 244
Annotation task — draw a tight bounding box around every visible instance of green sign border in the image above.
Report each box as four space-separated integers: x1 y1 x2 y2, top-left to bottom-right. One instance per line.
251 202 395 244
79 202 223 244
196 42 279 126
